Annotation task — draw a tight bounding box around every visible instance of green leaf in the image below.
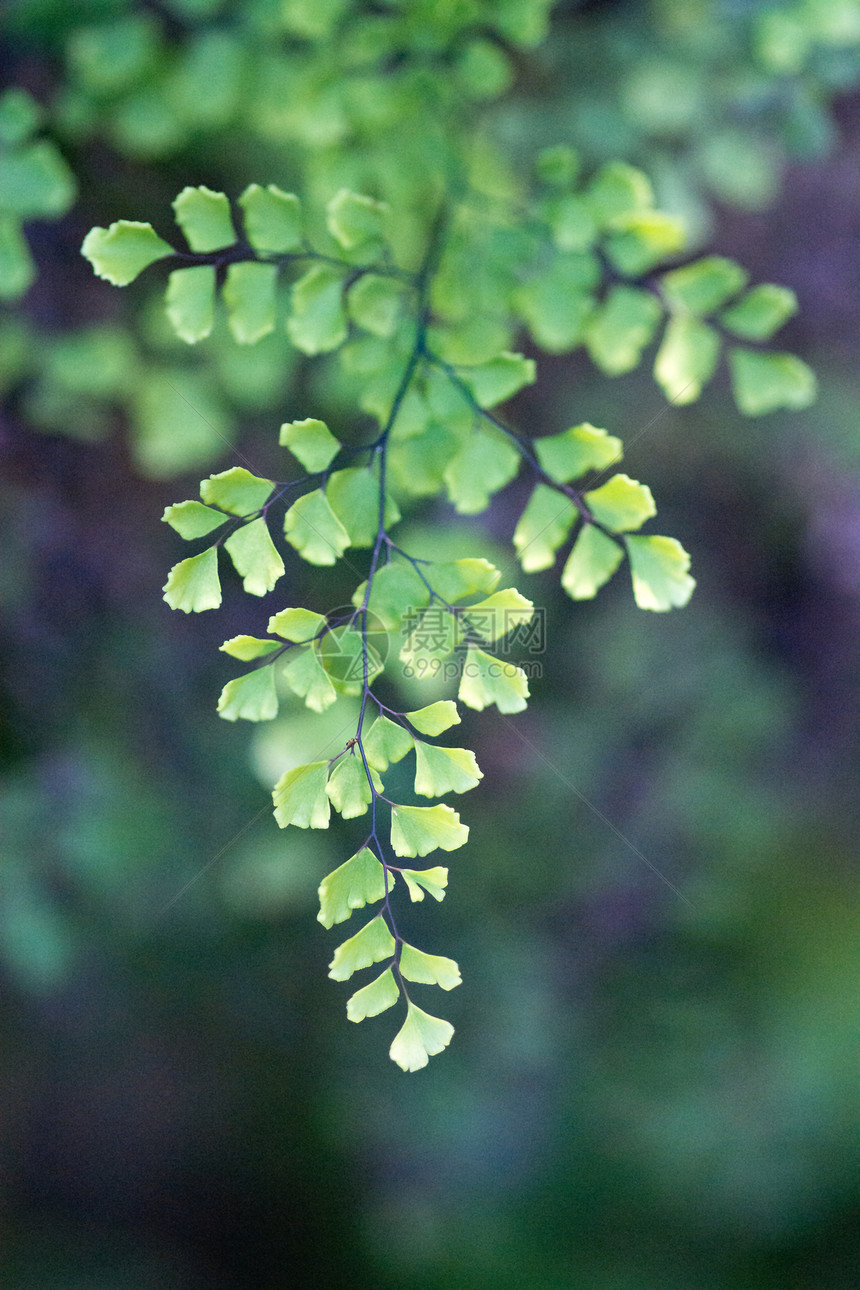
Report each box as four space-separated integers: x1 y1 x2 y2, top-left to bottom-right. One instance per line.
268 607 327 642
719 285 799 340
515 255 597 353
660 256 749 316
287 264 348 354
318 847 390 929
163 547 221 612
586 161 653 226
165 266 215 343
444 425 520 514
346 967 400 1022
279 417 341 472
217 666 278 722
404 701 461 736
464 588 534 642
513 484 577 573
352 562 430 631
81 220 173 286
536 144 580 187
162 499 225 538
399 943 462 991
626 535 696 611
201 466 273 515
284 489 350 565
131 367 231 478
364 715 413 773
430 558 501 602
459 352 536 408
326 188 389 251
586 286 662 376
654 315 721 404
414 743 482 797
224 518 285 596
172 185 234 252
223 262 278 344
238 183 302 253
328 915 395 982
326 468 400 547
604 210 686 276
729 349 817 416
347 274 404 338
535 423 622 483
390 803 469 857
272 761 331 828
458 645 529 714
399 867 449 902
389 1002 454 1072
545 193 597 252
0 141 75 218
584 474 656 532
283 646 337 712
399 610 462 675
561 524 624 600
326 754 382 818
0 89 42 146
0 217 35 299
219 635 281 661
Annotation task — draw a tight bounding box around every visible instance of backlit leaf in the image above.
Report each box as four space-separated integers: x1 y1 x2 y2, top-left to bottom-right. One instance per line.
459 352 536 408
414 743 482 797
326 188 389 251
430 559 501 601
404 702 461 736
224 517 285 595
390 803 469 857
654 315 721 404
172 185 234 252
268 607 327 642
219 635 281 661
201 466 273 514
326 754 382 818
279 417 341 472
586 161 653 225
584 474 656 532
165 266 215 343
535 423 622 482
399 867 449 902
238 183 302 252
660 256 749 315
347 274 404 338
318 847 390 928
162 499 225 539
364 715 413 773
389 1002 454 1071
605 210 686 275
444 425 520 513
217 666 278 722
458 645 529 714
346 967 400 1022
586 286 662 376
284 489 350 565
561 524 624 600
729 348 817 416
328 915 395 981
163 546 221 612
719 284 798 340
464 588 534 642
626 534 696 611
326 467 400 547
352 561 430 631
514 484 577 572
272 761 331 828
283 646 337 712
223 262 277 344
81 220 173 286
399 943 462 991
287 264 348 354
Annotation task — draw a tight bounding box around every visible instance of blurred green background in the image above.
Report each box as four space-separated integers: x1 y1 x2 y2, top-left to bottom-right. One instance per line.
1 1 858 1286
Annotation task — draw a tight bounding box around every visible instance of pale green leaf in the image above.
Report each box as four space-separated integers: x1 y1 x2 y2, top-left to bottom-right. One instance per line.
364 715 413 773
326 754 382 818
326 467 400 547
399 867 449 902
584 474 656 532
81 220 173 286
729 349 817 415
162 499 225 539
200 466 273 515
0 88 42 145
318 847 390 929
319 625 383 694
536 143 580 187
586 161 653 226
279 417 341 472
389 1002 454 1071
163 546 221 612
660 256 749 316
586 286 662 376
352 561 430 631
238 183 302 252
224 517 285 596
719 285 799 340
561 524 624 600
390 803 469 857
223 261 277 344
515 260 596 353
219 635 281 661
287 264 348 354
165 266 214 343
545 193 597 252
283 646 337 712
399 943 462 991
326 188 389 250
464 588 534 642
535 422 622 483
459 352 536 408
346 967 400 1022
268 607 327 642
217 666 278 722
605 210 686 276
172 185 234 252
429 559 501 602
0 216 35 299
444 425 520 514
626 534 696 611
328 915 395 982
272 760 331 828
513 484 577 572
399 611 462 675
284 489 350 565
347 274 404 338
414 743 482 797
654 315 721 404
458 645 529 714
404 702 461 736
